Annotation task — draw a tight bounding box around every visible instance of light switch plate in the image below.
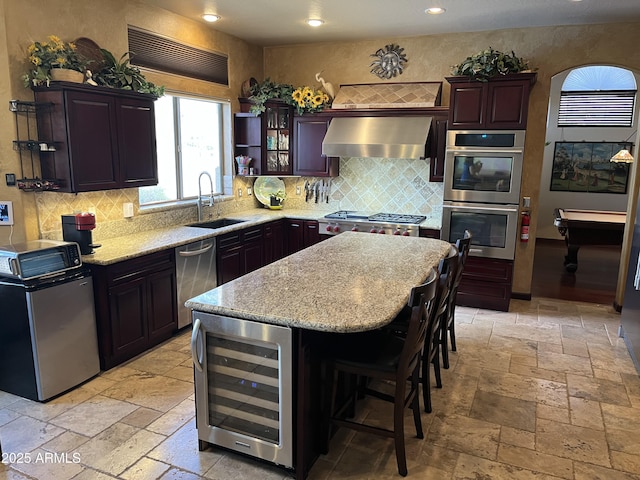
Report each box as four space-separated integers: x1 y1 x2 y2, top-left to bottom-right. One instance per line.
123 202 134 218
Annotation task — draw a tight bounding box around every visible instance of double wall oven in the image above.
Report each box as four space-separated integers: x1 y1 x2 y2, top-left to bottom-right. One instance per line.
442 130 525 260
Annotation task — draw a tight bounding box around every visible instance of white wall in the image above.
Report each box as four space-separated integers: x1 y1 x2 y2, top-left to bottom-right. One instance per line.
537 66 640 239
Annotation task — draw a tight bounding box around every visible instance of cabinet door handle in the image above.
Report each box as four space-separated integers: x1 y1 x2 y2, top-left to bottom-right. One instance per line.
178 242 214 257
191 318 204 372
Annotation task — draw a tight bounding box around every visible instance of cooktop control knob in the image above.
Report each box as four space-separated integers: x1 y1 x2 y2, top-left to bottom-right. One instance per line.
326 224 332 232
377 229 386 234
369 228 377 234
351 225 359 232
402 230 410 236
393 230 401 235
332 225 340 233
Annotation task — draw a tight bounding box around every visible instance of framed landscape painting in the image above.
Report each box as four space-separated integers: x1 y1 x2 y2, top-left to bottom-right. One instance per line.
550 142 632 194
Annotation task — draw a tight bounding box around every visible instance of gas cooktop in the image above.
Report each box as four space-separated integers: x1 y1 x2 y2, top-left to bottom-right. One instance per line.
324 210 426 224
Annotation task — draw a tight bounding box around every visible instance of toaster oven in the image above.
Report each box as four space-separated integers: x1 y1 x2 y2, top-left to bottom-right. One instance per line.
0 240 82 280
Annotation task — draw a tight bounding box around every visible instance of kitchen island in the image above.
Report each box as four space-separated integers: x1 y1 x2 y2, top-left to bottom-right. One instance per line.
186 232 450 479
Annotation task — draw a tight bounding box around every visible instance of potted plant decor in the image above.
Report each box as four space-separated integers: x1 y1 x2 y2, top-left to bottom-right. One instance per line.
92 49 164 97
451 47 533 82
246 78 332 115
23 35 88 87
269 190 287 209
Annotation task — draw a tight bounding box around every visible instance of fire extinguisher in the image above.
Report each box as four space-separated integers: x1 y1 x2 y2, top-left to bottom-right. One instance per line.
520 212 530 242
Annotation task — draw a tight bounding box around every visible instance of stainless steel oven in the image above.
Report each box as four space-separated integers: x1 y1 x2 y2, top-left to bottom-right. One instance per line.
444 130 526 205
441 201 519 260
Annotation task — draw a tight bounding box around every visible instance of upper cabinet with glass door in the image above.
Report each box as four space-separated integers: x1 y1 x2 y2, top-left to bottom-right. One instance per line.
234 99 293 176
264 101 292 175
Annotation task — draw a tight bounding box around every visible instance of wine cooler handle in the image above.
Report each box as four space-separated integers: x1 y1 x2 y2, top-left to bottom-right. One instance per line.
191 318 204 372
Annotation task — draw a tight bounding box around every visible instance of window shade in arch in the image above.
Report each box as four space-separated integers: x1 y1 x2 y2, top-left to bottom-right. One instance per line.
558 66 636 127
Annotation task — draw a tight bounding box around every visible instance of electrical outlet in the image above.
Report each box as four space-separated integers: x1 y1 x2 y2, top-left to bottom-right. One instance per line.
123 202 134 218
296 186 301 195
522 196 531 208
247 187 252 196
237 188 242 197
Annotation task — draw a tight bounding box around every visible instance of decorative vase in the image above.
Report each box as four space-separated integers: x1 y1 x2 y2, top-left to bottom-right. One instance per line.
50 68 85 83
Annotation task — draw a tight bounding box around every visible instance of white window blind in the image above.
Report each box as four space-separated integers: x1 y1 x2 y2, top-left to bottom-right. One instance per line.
558 91 635 127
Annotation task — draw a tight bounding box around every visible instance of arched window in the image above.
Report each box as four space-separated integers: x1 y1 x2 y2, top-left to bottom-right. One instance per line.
558 66 637 127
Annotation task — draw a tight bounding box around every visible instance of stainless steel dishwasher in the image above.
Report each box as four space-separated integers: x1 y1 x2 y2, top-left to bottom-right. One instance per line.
175 239 217 328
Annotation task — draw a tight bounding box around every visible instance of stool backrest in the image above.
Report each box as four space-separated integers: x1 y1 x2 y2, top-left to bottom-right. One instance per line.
401 268 438 374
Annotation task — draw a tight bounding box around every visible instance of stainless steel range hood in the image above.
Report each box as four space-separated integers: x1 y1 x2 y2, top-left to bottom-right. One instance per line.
322 116 432 159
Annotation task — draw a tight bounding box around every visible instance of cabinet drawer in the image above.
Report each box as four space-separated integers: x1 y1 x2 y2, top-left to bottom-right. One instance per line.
104 250 175 284
243 226 263 242
462 257 513 283
217 231 242 249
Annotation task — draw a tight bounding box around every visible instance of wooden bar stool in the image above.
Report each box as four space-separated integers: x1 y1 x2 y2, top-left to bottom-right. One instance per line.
322 268 439 476
441 230 472 369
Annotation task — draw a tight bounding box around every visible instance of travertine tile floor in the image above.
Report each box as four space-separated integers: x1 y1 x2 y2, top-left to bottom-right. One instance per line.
1 297 639 479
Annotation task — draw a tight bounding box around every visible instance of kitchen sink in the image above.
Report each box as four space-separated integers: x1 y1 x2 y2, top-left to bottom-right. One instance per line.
188 218 247 229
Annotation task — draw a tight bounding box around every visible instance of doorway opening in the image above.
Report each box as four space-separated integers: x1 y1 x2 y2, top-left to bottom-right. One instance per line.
532 65 638 304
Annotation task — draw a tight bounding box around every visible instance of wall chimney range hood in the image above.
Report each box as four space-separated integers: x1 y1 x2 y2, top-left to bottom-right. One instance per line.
320 82 442 159
322 116 432 159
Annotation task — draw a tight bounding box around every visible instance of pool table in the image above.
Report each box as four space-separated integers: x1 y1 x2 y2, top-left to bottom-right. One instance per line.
553 208 626 272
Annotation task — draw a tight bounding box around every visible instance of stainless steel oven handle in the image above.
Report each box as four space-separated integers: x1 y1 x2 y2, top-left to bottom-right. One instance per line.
446 148 524 155
191 318 204 372
443 204 518 213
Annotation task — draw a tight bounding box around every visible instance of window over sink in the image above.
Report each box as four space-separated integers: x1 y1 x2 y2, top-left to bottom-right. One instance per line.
139 93 230 206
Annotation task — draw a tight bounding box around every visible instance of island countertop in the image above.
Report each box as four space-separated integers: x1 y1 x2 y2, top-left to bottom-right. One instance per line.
186 231 450 333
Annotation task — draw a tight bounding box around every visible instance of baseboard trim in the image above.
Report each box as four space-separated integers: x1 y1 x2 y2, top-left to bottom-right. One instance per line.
511 292 532 301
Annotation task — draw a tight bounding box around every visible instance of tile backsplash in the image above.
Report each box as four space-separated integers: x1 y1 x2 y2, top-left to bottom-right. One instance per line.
36 156 442 241
282 157 443 217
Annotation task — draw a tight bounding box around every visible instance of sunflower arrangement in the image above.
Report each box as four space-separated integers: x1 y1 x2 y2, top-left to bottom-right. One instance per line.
291 86 331 114
23 35 88 87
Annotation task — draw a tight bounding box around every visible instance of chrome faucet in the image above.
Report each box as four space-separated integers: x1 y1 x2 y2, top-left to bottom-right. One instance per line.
197 171 214 222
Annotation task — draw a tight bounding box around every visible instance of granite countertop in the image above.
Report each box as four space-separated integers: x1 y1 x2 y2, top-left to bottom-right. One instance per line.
82 207 442 266
186 231 451 333
82 208 330 265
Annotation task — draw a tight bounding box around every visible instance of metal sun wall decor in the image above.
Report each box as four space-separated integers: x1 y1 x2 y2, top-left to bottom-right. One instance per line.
370 44 407 79
550 141 632 194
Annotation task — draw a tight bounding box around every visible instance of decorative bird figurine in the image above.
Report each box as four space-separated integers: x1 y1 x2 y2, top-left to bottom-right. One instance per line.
315 71 335 99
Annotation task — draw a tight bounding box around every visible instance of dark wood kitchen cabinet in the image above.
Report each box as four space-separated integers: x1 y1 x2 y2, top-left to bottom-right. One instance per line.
33 82 158 192
292 116 339 177
286 219 321 255
427 114 448 182
457 256 513 311
235 99 293 176
264 219 286 264
90 250 177 370
446 73 537 130
216 225 265 284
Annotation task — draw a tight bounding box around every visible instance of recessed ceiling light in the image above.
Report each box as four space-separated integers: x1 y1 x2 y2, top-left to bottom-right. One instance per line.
202 14 220 22
307 19 324 27
425 7 446 14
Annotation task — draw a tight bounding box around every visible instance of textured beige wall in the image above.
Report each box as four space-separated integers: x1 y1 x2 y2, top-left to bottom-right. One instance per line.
0 0 262 245
263 23 640 296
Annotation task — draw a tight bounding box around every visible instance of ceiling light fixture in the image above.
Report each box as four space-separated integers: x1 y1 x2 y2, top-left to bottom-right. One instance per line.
202 14 220 22
425 7 446 14
307 19 324 27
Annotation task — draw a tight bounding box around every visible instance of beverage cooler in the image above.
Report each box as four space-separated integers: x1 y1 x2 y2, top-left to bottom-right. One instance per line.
191 312 293 468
